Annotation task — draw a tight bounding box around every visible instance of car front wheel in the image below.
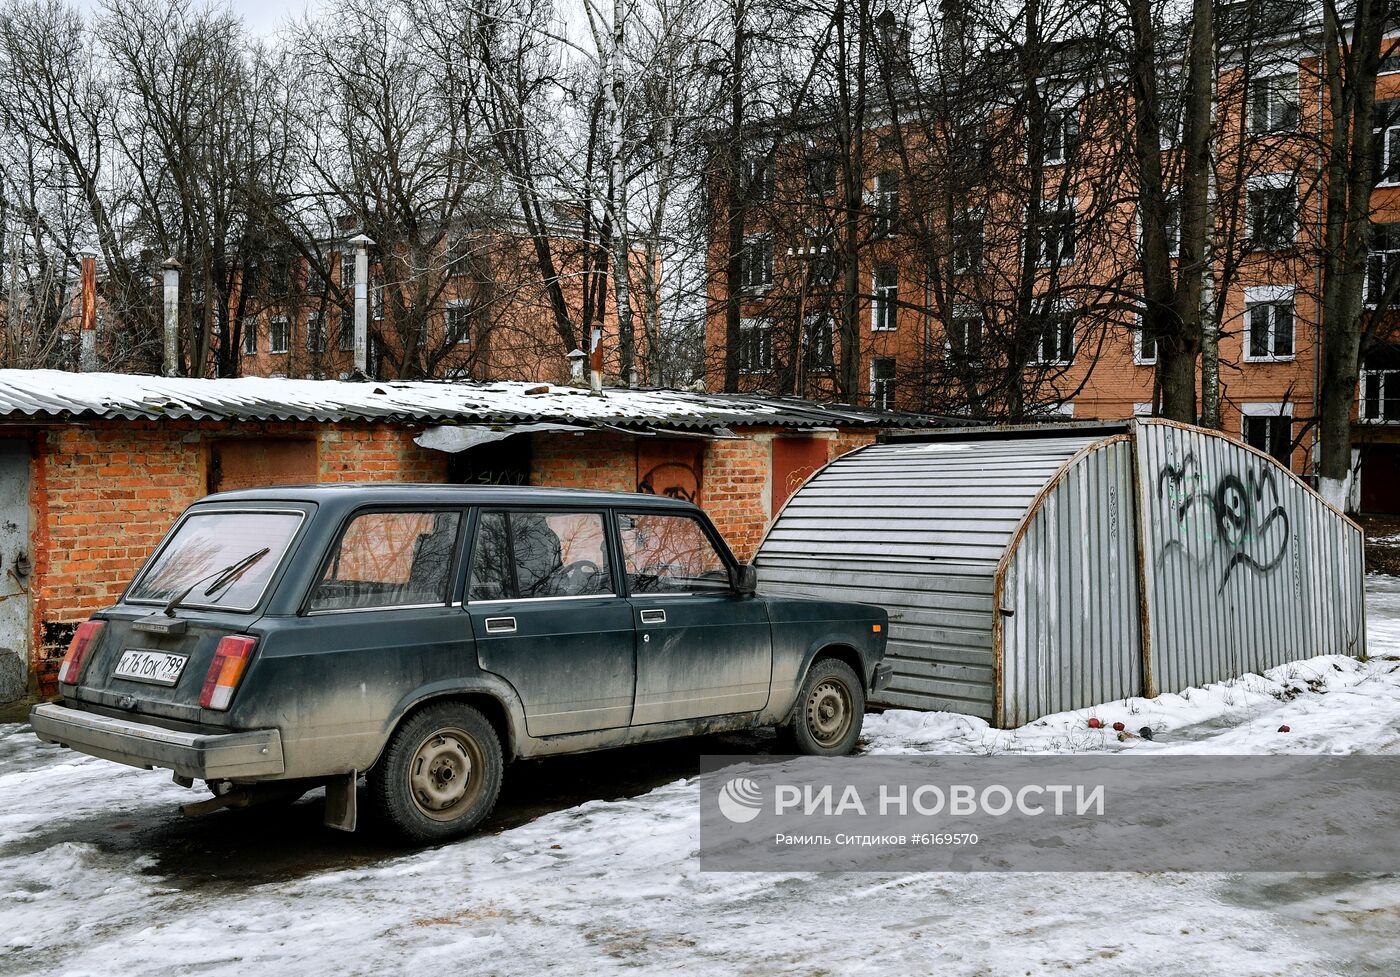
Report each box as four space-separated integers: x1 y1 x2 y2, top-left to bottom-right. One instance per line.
785 658 865 756
369 702 503 843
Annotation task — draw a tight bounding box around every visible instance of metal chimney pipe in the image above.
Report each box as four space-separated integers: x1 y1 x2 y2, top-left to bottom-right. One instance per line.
161 258 181 377
78 250 98 372
589 326 604 395
348 234 374 376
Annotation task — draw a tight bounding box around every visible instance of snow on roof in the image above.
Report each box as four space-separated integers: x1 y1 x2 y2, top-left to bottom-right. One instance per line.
0 369 947 431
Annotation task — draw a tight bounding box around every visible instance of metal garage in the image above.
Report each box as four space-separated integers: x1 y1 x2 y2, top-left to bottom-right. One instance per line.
756 419 1367 727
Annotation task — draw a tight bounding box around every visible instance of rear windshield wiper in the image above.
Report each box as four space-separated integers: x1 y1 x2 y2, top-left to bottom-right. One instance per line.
162 547 271 617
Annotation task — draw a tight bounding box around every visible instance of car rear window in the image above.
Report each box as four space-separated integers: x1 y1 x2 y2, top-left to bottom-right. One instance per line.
127 509 304 611
308 510 462 611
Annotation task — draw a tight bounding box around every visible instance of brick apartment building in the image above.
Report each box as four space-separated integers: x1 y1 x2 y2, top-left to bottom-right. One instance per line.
0 369 935 707
705 19 1400 512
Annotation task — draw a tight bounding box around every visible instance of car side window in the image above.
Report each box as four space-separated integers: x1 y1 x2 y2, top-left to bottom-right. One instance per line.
468 510 615 601
308 510 461 611
619 512 730 594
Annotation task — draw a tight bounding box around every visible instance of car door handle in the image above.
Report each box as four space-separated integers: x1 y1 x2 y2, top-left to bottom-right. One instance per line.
484 616 517 634
639 609 666 625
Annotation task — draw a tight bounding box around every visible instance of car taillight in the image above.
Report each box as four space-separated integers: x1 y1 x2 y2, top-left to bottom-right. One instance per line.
199 636 257 710
58 621 105 686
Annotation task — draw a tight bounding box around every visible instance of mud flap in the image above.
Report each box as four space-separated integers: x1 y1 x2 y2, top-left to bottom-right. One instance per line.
323 771 357 833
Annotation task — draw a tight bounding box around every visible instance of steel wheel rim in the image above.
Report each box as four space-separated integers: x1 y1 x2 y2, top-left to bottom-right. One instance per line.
806 679 853 747
408 727 483 821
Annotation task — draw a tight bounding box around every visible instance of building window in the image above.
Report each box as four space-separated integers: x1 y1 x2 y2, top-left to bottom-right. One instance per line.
742 151 774 202
1134 315 1158 365
951 209 984 274
1140 194 1181 256
803 313 834 373
872 265 899 331
1369 222 1400 306
1250 74 1299 133
738 317 773 373
269 316 289 354
340 254 355 290
947 306 984 361
446 302 472 345
1242 408 1293 465
372 274 385 320
1034 304 1075 364
1377 101 1400 186
1043 103 1080 165
1361 345 1400 422
306 313 326 353
873 171 900 237
1244 286 1295 361
805 155 837 197
448 239 475 278
1036 199 1076 266
338 309 355 351
740 236 773 291
241 318 257 356
870 357 896 409
1247 175 1296 250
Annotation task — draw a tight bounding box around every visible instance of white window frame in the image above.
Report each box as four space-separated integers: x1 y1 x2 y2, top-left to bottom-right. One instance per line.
1035 198 1077 267
306 312 326 353
741 236 774 292
873 171 899 238
871 265 899 332
738 317 773 374
269 315 289 355
241 317 257 356
951 208 984 274
1243 285 1296 362
802 312 834 373
1136 193 1181 258
1133 312 1158 365
947 305 984 361
1246 173 1297 249
1033 301 1076 365
869 357 896 410
1249 72 1300 133
1042 103 1080 165
1375 102 1400 186
445 300 472 346
1368 222 1400 306
1240 402 1295 464
741 151 774 202
1361 352 1400 422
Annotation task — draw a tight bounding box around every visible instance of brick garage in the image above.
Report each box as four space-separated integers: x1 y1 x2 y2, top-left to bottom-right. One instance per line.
0 370 931 704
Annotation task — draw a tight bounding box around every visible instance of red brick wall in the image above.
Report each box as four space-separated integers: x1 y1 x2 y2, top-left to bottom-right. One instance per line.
30 420 447 694
25 419 881 694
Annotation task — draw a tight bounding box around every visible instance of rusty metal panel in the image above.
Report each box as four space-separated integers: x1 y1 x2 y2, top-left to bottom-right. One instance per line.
210 439 317 493
1133 419 1366 696
998 438 1141 727
757 436 1099 719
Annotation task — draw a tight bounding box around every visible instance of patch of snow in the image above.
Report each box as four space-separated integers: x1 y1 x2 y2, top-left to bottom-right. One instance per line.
0 583 1398 975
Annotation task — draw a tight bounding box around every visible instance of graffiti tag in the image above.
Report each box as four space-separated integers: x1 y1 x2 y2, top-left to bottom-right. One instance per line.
1156 451 1290 593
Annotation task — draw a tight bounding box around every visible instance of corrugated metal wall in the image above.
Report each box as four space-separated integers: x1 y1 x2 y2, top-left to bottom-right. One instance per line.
1134 420 1366 694
998 438 1142 727
757 437 1098 720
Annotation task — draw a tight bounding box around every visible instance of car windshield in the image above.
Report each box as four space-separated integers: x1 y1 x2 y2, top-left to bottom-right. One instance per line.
127 510 304 611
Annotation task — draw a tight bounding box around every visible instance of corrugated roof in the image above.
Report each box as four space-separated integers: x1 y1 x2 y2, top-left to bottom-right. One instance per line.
0 370 951 431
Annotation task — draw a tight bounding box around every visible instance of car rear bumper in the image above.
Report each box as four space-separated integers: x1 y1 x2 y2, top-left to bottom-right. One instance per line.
872 661 893 693
29 702 285 781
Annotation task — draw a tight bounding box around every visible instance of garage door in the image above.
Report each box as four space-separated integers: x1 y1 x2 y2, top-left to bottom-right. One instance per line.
210 439 317 493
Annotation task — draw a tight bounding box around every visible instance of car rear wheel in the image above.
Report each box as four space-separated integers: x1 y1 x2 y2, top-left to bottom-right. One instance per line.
784 658 864 756
369 702 503 843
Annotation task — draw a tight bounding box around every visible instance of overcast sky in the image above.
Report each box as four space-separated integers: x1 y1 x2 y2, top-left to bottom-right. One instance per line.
71 0 321 37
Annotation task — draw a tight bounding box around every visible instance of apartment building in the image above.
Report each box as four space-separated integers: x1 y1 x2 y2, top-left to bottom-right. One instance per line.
705 18 1400 511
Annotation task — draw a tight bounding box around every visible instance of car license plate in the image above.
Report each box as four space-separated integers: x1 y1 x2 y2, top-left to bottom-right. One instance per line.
113 649 189 687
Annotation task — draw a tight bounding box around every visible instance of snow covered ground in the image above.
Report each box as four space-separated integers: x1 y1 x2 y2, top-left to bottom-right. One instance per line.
2 582 1400 976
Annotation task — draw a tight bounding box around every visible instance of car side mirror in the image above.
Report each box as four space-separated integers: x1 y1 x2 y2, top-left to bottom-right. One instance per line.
730 563 758 596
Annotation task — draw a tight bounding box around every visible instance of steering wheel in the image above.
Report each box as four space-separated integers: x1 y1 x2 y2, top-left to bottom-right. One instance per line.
631 562 680 593
527 559 601 596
